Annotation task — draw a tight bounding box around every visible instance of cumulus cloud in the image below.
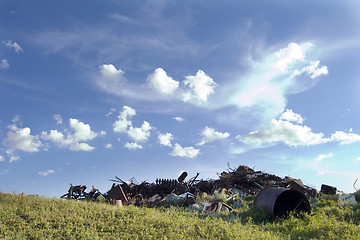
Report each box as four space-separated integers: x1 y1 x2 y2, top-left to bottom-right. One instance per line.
96 64 126 95
54 114 63 125
173 117 185 122
197 126 230 146
3 124 43 154
330 131 360 144
2 40 23 53
38 169 54 176
41 118 100 151
0 155 4 162
272 42 306 72
113 106 136 133
236 110 329 147
127 121 152 142
355 157 360 162
293 61 328 79
279 109 304 124
315 153 334 161
113 106 152 148
237 109 360 148
124 142 143 150
70 118 98 141
0 59 10 69
105 143 113 149
182 70 217 104
226 42 328 123
158 133 173 147
170 143 199 158
147 68 179 95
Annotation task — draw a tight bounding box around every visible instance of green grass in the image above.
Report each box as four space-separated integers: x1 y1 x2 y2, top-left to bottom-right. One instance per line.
1 193 360 239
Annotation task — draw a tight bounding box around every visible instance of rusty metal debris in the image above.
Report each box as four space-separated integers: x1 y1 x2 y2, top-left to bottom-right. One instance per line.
254 187 311 218
320 184 337 195
60 164 324 217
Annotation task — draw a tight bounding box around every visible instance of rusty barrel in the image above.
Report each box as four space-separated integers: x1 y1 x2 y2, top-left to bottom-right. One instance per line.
254 187 311 218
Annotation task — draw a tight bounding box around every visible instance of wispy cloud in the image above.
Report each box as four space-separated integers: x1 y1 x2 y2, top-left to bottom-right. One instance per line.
218 42 328 124
315 153 334 162
38 169 55 176
173 117 185 122
2 40 23 53
0 59 10 69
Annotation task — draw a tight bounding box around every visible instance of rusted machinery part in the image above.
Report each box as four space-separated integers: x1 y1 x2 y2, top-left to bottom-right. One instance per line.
254 187 311 218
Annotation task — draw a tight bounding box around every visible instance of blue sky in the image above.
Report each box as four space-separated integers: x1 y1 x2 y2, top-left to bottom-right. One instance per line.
1 0 360 197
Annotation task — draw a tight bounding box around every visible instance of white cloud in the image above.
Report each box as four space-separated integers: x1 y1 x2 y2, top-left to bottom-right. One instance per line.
272 42 306 72
0 155 4 162
147 68 179 95
113 106 136 133
237 109 360 148
236 110 329 147
69 118 98 141
38 169 54 176
113 106 153 144
315 153 334 162
225 42 328 124
54 114 63 125
158 133 173 147
127 121 152 142
170 143 200 158
3 124 42 154
12 115 21 123
124 142 143 150
70 142 95 151
183 70 217 104
2 40 23 53
0 59 10 69
9 154 20 163
197 126 230 146
317 170 325 176
41 118 100 152
355 157 360 162
279 109 304 124
106 108 116 117
97 64 126 95
293 61 328 79
330 131 360 144
174 117 185 122
105 143 113 149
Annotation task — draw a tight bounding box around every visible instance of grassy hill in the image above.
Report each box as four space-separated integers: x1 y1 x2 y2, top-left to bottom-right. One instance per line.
1 192 360 239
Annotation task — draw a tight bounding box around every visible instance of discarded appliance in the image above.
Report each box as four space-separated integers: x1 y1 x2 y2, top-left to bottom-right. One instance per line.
320 184 337 195
254 187 311 218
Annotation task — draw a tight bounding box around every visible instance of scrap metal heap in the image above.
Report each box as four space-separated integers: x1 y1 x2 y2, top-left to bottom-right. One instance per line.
104 165 317 207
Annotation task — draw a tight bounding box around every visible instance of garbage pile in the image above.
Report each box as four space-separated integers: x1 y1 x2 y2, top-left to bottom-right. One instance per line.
60 164 320 216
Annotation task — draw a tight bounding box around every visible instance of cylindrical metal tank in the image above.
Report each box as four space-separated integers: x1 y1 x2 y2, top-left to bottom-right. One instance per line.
254 187 311 218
